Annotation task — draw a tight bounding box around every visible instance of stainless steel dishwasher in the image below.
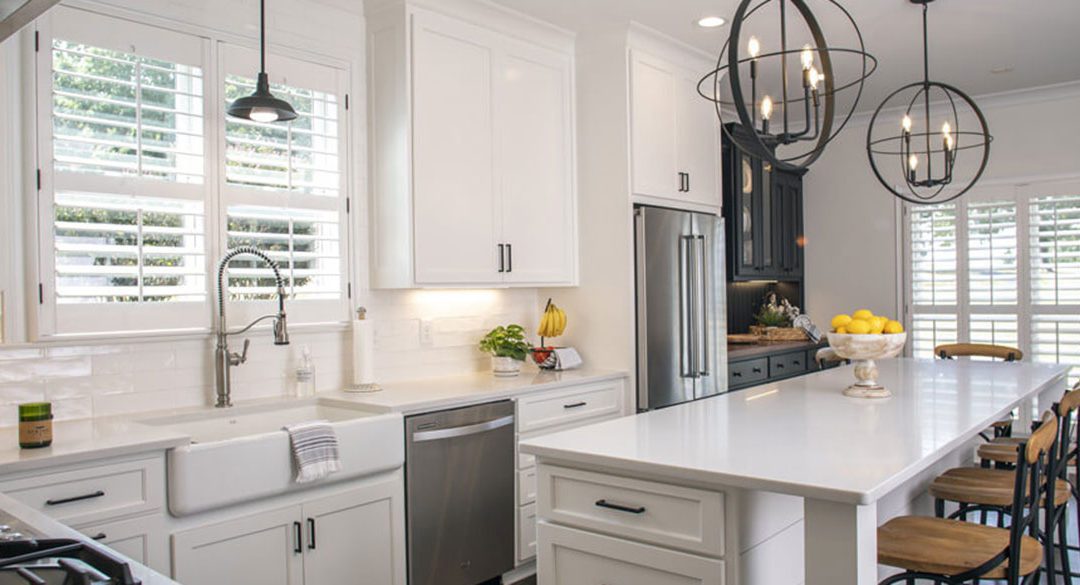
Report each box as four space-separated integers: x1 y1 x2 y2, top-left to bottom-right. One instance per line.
405 400 515 585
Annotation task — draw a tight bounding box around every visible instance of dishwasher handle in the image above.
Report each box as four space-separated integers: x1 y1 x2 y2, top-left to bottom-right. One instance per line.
411 415 514 443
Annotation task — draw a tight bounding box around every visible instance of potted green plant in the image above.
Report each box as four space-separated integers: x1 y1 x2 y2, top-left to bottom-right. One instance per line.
479 324 531 377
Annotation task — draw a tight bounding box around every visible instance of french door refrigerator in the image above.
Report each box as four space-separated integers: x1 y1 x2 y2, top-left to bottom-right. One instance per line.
634 205 729 411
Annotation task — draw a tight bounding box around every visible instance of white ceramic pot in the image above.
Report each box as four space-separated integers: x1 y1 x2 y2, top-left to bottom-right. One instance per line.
491 356 523 377
826 332 908 399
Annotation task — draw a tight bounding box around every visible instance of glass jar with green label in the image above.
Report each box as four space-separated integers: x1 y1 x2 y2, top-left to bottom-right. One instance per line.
19 402 53 449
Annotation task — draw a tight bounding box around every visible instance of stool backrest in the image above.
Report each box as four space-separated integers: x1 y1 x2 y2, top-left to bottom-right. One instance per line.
934 343 1023 362
1004 411 1057 583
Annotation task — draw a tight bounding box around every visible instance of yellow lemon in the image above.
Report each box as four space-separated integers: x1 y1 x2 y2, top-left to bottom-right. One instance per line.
836 326 848 334
869 316 887 334
852 309 874 321
831 314 853 331
884 320 904 334
846 319 872 335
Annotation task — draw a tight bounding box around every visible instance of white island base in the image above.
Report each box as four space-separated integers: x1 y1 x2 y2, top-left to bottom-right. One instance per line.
520 359 1069 585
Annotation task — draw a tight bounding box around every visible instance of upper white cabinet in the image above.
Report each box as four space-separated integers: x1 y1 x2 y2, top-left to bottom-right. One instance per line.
629 35 721 211
369 2 577 288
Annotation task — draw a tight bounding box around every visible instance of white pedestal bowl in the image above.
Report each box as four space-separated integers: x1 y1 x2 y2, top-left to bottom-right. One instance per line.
826 332 908 398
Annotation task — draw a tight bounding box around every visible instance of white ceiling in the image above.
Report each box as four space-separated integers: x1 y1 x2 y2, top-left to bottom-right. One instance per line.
490 0 1080 110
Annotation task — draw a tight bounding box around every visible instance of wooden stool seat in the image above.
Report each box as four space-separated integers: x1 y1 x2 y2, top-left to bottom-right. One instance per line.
929 467 1071 507
879 516 1042 579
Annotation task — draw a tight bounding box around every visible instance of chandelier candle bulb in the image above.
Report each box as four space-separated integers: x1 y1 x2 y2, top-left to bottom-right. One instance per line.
909 154 919 182
800 44 814 70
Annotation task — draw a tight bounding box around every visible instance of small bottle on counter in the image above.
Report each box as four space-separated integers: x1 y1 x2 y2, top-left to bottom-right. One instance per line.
19 402 53 449
295 345 316 398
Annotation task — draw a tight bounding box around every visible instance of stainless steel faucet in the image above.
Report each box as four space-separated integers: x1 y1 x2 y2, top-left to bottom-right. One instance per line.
214 247 290 408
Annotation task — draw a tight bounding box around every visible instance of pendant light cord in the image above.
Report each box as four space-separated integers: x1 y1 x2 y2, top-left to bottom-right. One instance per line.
260 0 267 75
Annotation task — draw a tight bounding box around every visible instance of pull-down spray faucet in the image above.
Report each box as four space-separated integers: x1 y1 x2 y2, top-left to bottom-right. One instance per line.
214 247 290 408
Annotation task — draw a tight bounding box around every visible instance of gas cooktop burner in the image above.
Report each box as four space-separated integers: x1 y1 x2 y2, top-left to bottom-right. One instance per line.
0 539 140 585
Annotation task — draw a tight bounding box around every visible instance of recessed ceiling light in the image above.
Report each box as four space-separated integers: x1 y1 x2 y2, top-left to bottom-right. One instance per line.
990 66 1014 75
697 16 727 28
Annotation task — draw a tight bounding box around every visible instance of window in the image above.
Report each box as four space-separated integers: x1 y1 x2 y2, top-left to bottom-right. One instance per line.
34 8 350 338
38 7 210 335
218 45 348 325
904 180 1080 380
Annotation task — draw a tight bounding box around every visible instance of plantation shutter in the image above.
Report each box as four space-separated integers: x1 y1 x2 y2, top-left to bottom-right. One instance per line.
908 203 959 358
1029 186 1080 381
967 200 1019 349
39 7 209 336
219 44 348 325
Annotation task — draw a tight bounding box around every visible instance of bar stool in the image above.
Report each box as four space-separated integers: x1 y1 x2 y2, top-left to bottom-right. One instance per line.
929 408 1073 581
978 381 1080 469
935 343 1025 441
878 412 1056 585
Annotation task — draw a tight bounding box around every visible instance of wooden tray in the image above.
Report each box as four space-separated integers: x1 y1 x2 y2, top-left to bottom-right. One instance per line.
727 334 762 344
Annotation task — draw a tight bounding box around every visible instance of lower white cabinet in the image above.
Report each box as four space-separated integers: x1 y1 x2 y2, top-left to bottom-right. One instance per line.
172 475 405 585
172 505 303 585
78 514 169 575
537 522 724 585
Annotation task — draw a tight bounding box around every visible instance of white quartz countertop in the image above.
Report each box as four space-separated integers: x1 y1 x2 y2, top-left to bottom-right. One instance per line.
520 359 1070 505
0 416 190 475
0 492 180 584
323 367 628 414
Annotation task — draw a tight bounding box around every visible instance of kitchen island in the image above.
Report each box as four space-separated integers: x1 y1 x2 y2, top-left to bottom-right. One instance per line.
519 358 1069 585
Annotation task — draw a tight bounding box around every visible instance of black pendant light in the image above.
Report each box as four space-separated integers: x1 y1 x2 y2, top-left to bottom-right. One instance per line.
699 0 877 173
227 0 297 124
866 0 991 205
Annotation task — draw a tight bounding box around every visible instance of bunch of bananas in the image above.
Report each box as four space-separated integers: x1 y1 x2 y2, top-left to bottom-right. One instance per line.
538 299 567 340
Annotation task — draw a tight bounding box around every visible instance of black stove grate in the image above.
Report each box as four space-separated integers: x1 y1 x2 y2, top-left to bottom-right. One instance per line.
0 539 140 585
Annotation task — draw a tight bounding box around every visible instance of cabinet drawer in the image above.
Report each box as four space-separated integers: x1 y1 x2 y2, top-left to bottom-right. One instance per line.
0 457 164 526
768 351 807 378
516 381 622 434
519 503 537 563
519 467 537 506
537 465 724 557
727 358 767 387
77 514 169 574
519 451 536 470
538 522 724 585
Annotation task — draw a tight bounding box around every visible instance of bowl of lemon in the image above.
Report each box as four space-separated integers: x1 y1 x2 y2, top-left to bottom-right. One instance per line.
826 310 906 399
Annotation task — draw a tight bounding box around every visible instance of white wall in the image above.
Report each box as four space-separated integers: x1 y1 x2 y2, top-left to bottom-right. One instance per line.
0 0 542 425
803 82 1080 324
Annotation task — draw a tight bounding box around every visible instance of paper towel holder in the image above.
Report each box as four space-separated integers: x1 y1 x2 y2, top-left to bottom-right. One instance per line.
345 305 383 394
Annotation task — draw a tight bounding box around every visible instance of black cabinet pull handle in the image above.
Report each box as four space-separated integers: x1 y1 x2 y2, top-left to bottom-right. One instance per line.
293 521 302 554
307 518 316 550
793 360 801 366
46 491 105 506
595 499 646 514
685 173 690 192
563 401 587 409
752 367 762 373
777 363 784 369
732 371 742 377
498 244 505 273
506 244 512 273
91 533 107 541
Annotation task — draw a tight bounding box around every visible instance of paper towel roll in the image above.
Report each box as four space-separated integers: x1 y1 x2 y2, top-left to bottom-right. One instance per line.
351 318 376 387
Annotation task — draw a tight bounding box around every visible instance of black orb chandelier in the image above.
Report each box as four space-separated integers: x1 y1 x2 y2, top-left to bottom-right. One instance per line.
866 0 992 204
699 0 877 173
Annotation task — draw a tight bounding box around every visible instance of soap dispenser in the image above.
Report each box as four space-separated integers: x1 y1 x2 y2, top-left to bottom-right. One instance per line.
295 345 316 398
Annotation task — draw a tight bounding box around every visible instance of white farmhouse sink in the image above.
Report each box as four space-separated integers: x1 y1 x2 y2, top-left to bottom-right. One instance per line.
138 398 404 516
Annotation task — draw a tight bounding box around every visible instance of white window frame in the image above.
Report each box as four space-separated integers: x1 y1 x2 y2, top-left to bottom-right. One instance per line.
30 5 353 341
901 177 1080 364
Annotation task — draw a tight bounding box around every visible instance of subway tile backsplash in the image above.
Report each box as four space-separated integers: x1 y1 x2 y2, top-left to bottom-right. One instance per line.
0 289 539 426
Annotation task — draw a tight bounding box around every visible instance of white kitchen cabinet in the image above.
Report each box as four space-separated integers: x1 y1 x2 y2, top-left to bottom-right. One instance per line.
172 477 405 585
302 482 405 585
78 514 169 575
368 3 577 288
538 522 724 585
411 11 500 285
172 505 304 585
629 47 721 211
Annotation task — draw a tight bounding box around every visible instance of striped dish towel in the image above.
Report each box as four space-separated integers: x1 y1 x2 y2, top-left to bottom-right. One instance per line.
284 420 342 484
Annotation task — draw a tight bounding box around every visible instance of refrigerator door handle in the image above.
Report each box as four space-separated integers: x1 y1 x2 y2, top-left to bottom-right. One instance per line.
695 234 709 377
679 235 695 379
682 235 699 379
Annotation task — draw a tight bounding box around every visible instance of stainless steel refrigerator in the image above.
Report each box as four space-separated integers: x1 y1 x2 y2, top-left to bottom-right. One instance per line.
634 205 728 411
